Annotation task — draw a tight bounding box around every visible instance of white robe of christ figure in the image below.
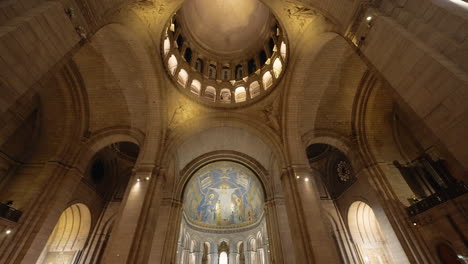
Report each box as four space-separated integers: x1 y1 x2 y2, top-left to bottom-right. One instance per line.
209 186 238 220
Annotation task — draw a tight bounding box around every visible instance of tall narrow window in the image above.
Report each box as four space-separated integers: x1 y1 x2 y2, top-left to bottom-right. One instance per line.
219 252 228 264
262 71 273 90
273 58 282 78
177 69 188 87
249 81 261 98
235 65 243 80
208 64 217 79
163 37 170 56
195 58 204 73
168 55 178 75
280 42 287 60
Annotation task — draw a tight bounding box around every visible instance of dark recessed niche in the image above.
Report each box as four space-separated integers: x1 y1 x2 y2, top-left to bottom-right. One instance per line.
91 159 105 184
306 143 330 162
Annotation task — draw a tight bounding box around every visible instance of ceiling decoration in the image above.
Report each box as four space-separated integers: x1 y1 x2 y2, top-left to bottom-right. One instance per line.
183 161 264 229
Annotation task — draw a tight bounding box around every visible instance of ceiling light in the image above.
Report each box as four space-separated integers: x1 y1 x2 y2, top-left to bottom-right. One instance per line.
366 16 372 21
304 178 309 182
5 229 11 235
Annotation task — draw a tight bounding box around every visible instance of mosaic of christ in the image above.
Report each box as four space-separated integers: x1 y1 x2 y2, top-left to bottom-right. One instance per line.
183 161 264 228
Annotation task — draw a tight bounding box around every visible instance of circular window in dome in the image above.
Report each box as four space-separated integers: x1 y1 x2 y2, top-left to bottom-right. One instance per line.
161 0 288 107
183 161 264 229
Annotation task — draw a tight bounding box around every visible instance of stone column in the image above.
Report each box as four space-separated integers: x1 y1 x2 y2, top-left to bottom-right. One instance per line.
281 165 340 263
193 251 203 264
101 165 155 263
209 251 218 264
244 248 252 264
181 249 190 264
229 244 238 264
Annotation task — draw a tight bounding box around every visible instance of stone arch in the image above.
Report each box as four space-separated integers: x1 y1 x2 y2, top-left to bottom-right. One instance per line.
283 31 354 165
347 201 394 264
176 150 272 202
72 19 164 167
36 204 92 264
75 127 144 172
162 114 286 171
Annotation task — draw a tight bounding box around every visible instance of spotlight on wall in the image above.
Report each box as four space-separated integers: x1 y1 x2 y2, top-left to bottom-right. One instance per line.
304 177 309 182
5 229 11 235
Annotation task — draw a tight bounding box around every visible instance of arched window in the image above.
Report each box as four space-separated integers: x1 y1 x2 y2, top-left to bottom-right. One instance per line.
248 59 256 75
208 64 217 79
204 86 216 101
220 89 231 103
348 201 393 264
268 38 275 53
249 81 261 98
195 58 204 73
177 69 189 87
280 42 287 60
235 64 243 80
163 37 170 56
222 67 231 81
273 58 282 78
262 71 273 90
235 86 246 102
168 55 178 75
190 79 201 95
259 50 267 66
176 35 184 51
219 252 228 264
37 204 91 264
184 47 192 63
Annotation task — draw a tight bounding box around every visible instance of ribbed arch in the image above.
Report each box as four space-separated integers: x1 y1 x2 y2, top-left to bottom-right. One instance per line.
36 204 91 264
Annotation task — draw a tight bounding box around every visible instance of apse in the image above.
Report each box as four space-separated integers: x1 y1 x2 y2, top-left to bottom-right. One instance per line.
183 161 264 228
177 161 269 264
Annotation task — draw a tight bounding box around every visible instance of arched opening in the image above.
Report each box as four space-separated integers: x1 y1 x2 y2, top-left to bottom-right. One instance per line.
306 144 356 199
191 79 202 95
235 86 247 102
168 55 178 75
262 71 273 90
348 201 393 264
177 161 270 264
220 89 231 103
204 86 216 101
280 42 286 59
222 67 231 81
163 37 171 56
36 204 91 264
272 58 282 78
238 242 246 264
219 241 229 264
195 58 204 73
249 81 261 98
178 69 189 87
235 65 244 80
208 64 217 79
